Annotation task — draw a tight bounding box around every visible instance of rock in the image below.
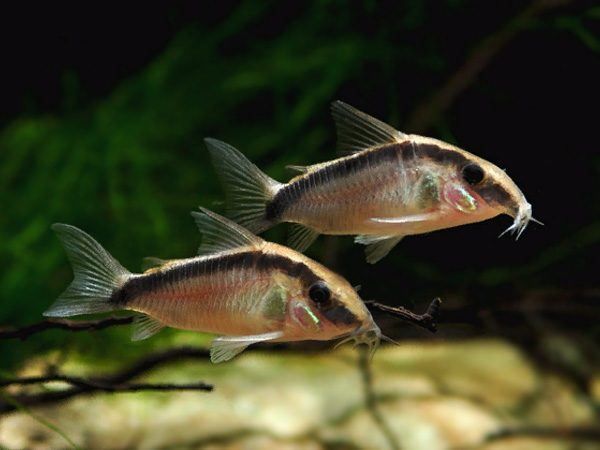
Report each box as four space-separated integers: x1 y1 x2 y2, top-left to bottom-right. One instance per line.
0 339 596 449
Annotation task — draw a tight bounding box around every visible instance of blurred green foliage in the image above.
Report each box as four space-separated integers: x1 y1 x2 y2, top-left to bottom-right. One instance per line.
1 0 598 367
0 1 389 364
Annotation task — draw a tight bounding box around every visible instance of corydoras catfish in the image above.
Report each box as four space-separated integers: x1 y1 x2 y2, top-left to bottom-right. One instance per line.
44 208 381 363
206 101 540 263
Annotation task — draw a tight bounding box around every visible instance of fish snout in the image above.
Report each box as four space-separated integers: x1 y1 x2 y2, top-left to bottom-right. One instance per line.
334 320 381 358
499 200 542 240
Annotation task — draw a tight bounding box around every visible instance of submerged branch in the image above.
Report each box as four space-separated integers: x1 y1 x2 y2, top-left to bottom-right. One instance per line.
0 316 134 340
486 426 600 442
366 297 441 333
359 347 400 450
0 374 212 392
0 346 212 415
406 0 574 133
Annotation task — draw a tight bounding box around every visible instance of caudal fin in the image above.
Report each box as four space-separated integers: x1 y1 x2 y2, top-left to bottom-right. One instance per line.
205 138 282 233
44 224 130 317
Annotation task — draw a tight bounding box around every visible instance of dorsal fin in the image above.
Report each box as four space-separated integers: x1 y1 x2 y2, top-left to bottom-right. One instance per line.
191 207 263 255
287 223 320 252
331 101 407 153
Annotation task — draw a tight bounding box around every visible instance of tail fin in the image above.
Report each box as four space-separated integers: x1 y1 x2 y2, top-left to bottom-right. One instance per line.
44 224 130 317
205 138 282 233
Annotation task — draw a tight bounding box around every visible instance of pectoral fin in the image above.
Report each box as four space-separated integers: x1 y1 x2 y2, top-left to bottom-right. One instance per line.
355 234 404 264
210 331 284 363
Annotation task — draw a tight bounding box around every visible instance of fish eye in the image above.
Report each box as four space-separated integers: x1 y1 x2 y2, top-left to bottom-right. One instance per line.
309 281 331 305
461 163 484 185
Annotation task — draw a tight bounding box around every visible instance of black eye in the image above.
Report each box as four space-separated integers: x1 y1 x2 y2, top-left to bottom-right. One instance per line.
462 163 484 185
309 281 331 304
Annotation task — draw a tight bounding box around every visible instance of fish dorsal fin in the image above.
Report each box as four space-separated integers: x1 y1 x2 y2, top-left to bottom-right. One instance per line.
331 101 407 153
191 207 263 255
210 331 283 363
288 223 320 252
131 314 165 341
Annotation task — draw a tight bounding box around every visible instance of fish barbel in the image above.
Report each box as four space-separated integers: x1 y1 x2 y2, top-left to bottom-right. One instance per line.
207 101 539 263
44 208 380 363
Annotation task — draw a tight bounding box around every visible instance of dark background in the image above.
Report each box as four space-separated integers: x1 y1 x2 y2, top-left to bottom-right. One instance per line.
1 1 598 382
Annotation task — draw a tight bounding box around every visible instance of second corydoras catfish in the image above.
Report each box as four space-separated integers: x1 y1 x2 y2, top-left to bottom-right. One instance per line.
44 208 380 363
207 101 539 263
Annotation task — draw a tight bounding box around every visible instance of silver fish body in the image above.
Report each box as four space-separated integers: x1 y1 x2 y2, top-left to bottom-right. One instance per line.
207 101 537 263
45 208 380 362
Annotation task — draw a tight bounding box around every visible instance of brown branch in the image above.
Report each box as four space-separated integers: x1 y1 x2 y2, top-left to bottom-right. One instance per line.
0 316 134 340
0 346 212 415
0 374 212 392
358 347 400 450
366 297 441 333
406 0 574 133
486 426 600 442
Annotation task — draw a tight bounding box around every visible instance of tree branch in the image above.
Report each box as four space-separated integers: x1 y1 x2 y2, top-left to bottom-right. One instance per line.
1 374 212 392
358 347 400 450
0 316 134 340
406 0 574 133
0 346 212 415
366 297 441 333
486 426 600 442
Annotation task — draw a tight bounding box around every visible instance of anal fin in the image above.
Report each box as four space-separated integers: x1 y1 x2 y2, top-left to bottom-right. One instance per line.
131 314 165 341
355 234 404 264
210 331 283 363
288 223 320 252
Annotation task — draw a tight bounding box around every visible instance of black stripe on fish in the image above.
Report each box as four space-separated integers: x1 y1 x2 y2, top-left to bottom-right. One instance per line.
266 142 410 220
321 304 358 325
418 143 516 212
112 251 320 305
476 181 514 211
418 143 470 167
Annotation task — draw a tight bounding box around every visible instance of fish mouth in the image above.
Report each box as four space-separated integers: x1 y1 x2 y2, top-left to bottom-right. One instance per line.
498 202 543 240
334 322 381 359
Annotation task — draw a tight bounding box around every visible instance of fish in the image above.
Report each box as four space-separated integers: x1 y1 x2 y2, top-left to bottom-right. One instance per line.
206 101 540 263
44 208 381 363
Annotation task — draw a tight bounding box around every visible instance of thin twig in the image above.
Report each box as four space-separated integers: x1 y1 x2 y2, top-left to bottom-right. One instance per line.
0 375 213 392
486 426 600 442
0 316 134 340
359 347 400 450
0 346 212 415
366 297 441 333
0 392 81 450
406 0 574 133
